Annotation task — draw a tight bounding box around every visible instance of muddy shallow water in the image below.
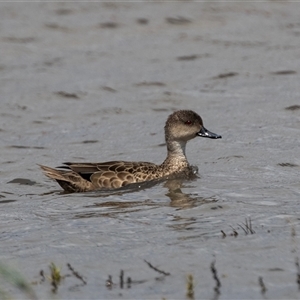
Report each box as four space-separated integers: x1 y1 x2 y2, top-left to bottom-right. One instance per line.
1 1 300 299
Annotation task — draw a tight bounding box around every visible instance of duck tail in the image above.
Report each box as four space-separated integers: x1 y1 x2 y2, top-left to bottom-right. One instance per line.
39 164 69 181
38 164 94 192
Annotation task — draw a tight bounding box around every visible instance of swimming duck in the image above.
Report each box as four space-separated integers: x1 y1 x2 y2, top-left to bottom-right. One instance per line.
40 110 221 192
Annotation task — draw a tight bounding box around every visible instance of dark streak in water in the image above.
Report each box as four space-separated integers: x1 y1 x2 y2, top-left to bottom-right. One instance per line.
177 53 210 61
136 18 149 25
7 145 45 149
99 22 119 29
271 70 297 75
82 140 98 144
3 161 16 164
218 155 243 160
278 162 298 167
7 178 37 185
3 37 36 43
101 86 117 93
285 105 300 111
177 54 199 61
134 81 166 87
55 8 73 15
166 16 192 25
0 200 17 204
213 72 238 79
152 108 169 112
45 23 71 32
54 91 80 99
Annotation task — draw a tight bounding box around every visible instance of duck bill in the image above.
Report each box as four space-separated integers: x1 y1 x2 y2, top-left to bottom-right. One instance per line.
197 127 222 139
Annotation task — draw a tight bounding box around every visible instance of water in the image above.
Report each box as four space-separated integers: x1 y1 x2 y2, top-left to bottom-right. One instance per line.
1 1 300 299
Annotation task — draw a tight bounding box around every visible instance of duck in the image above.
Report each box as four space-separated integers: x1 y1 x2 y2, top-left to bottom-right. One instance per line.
40 110 221 192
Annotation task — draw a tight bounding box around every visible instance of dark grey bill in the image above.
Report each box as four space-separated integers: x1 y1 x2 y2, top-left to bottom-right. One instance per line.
197 126 222 139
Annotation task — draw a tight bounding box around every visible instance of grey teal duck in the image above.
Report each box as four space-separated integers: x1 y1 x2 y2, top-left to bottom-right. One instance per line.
40 110 221 192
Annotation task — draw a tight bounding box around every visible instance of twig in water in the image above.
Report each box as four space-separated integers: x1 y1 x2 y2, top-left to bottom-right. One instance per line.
258 276 267 295
144 260 170 276
238 217 255 235
105 275 113 289
127 276 131 289
211 260 221 294
119 270 124 289
39 270 45 283
221 230 226 238
295 257 300 290
229 226 238 237
246 217 255 233
67 263 87 285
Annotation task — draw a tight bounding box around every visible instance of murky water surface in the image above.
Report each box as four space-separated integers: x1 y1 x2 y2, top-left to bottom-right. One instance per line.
1 2 300 299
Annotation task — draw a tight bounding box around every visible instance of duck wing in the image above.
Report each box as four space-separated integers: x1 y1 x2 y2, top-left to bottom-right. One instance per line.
63 161 161 189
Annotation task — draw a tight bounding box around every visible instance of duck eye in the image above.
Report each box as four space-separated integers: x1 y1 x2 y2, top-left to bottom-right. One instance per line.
185 120 192 125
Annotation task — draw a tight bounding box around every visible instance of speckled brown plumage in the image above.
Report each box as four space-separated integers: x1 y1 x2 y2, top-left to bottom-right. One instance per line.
40 110 221 192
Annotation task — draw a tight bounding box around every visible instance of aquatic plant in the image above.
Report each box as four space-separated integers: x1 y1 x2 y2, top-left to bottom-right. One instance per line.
0 262 37 300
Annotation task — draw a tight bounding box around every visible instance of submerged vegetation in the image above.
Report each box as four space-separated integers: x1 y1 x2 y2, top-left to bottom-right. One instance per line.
186 274 194 299
221 217 255 238
48 262 62 293
30 262 86 296
1 220 300 299
0 262 37 300
1 253 300 299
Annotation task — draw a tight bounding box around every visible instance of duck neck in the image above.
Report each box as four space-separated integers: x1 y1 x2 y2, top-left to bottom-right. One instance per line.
168 139 187 158
161 140 189 171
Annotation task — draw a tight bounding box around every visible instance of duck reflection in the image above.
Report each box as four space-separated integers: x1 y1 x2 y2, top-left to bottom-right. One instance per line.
75 175 217 218
164 178 217 209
